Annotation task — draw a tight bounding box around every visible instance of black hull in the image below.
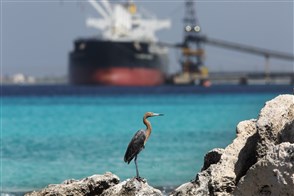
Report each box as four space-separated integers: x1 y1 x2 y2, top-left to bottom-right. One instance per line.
69 38 169 85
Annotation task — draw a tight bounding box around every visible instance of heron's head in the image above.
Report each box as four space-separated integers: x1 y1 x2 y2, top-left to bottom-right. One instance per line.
145 112 164 118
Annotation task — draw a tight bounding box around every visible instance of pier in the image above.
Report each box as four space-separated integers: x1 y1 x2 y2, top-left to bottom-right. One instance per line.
209 72 294 85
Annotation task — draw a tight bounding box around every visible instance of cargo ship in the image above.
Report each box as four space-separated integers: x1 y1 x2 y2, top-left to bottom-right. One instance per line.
69 0 171 86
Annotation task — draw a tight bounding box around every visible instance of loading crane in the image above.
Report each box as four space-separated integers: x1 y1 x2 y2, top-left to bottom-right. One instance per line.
172 0 208 85
171 0 294 85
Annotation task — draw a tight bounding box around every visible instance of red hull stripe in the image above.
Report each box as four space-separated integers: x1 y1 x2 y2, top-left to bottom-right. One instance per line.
91 67 164 86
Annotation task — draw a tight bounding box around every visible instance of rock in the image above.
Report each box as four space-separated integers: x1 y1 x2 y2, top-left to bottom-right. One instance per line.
102 177 162 196
170 182 198 196
172 94 294 196
256 94 294 157
233 142 294 196
171 119 258 196
25 173 162 196
25 172 120 196
201 148 224 171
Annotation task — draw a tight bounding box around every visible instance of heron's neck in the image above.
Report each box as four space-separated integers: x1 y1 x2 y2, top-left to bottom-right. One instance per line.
143 117 152 142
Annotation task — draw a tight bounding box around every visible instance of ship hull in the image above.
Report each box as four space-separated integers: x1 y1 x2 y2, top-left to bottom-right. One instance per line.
70 67 164 86
69 39 168 86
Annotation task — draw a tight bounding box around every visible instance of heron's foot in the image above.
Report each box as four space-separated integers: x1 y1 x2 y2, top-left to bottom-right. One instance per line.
135 176 146 183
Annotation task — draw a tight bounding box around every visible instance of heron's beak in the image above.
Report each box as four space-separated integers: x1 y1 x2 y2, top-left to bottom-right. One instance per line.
152 113 164 116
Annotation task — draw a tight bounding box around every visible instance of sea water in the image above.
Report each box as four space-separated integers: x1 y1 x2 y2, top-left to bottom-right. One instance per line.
1 86 291 193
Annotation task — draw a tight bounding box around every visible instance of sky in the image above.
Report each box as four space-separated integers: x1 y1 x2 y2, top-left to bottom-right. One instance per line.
1 0 293 77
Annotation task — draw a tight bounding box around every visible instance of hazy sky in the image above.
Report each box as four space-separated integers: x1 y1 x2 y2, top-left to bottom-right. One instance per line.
1 0 293 77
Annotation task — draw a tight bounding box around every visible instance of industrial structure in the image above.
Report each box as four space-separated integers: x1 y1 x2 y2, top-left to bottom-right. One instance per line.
170 0 294 85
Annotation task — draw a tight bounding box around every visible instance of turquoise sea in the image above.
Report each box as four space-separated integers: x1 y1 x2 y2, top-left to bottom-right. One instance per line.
1 85 292 194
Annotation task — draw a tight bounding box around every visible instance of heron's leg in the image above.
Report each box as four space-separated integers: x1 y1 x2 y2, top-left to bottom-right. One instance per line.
134 155 140 179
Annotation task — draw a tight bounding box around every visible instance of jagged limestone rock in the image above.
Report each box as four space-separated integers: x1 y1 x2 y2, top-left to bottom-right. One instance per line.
201 148 224 171
25 172 119 196
234 142 294 196
171 119 258 196
25 173 162 196
256 94 294 157
101 178 162 196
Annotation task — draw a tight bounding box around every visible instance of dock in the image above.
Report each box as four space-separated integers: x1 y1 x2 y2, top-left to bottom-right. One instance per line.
209 72 294 85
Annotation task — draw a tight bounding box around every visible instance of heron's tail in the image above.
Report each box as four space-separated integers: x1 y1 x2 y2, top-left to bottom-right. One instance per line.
124 152 131 164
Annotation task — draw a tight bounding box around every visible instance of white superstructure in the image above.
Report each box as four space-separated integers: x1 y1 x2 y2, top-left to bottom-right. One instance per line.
86 0 171 42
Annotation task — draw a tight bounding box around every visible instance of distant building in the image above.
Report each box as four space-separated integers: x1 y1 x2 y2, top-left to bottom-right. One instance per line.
12 73 26 84
11 73 36 84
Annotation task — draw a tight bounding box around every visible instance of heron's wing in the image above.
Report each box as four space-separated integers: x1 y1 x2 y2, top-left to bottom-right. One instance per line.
124 130 146 164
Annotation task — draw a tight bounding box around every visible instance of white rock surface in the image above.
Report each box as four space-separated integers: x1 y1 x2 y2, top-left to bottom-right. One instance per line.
25 172 119 196
102 178 162 196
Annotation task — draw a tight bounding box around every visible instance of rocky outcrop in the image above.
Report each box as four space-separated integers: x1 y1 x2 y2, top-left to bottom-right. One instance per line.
25 172 120 196
102 178 162 196
256 94 294 157
171 119 259 196
172 94 294 196
25 173 161 196
233 142 294 196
